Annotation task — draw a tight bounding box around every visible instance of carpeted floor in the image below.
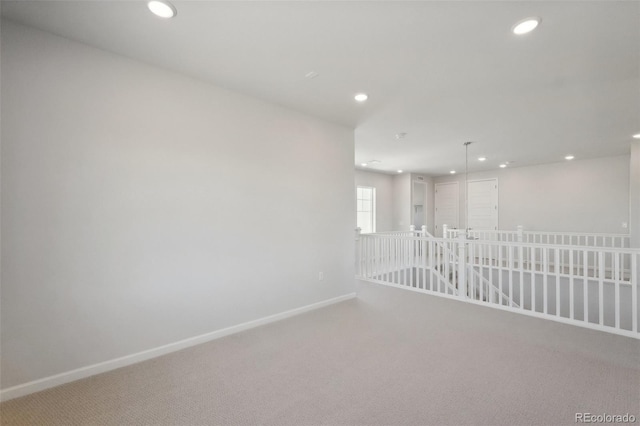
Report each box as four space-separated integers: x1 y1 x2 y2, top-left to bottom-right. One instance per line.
2 280 639 426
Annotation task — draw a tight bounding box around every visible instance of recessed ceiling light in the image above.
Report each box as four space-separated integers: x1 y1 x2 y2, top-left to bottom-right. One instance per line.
478 157 487 161
148 0 177 18
450 170 456 174
512 17 540 35
499 164 507 168
361 163 368 167
565 155 575 160
633 133 640 139
354 93 368 102
397 170 403 173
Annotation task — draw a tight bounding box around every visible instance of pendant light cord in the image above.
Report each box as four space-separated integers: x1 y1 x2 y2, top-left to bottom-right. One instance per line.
463 141 472 237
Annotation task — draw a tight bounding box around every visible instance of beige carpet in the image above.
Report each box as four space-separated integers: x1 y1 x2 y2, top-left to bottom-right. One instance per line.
2 280 639 426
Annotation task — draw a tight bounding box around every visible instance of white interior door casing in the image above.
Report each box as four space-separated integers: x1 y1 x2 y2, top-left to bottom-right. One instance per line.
412 181 427 229
434 182 459 237
467 179 498 230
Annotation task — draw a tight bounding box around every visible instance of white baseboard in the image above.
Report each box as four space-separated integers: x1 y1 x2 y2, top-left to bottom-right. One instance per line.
0 292 357 402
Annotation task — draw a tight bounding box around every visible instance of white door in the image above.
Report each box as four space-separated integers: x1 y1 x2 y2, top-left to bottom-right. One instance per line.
434 182 459 237
467 179 498 230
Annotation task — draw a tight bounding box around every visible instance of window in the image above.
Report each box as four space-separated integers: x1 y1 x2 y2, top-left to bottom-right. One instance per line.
356 186 376 234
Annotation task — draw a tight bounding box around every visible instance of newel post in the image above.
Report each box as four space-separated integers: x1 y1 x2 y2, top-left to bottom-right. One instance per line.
443 224 448 239
421 225 427 236
517 225 524 243
410 225 416 233
457 233 467 299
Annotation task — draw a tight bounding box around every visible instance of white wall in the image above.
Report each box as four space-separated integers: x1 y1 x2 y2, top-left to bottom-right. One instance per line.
433 155 630 233
0 21 355 389
392 173 412 230
354 171 434 234
354 170 394 232
630 142 640 248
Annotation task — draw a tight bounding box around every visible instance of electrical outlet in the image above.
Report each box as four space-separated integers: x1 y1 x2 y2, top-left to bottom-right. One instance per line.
318 272 324 281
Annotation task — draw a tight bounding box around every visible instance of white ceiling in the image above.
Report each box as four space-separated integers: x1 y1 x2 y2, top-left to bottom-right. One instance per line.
2 1 639 176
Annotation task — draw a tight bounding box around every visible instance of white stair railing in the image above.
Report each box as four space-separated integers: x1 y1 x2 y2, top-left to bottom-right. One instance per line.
446 226 633 281
415 227 517 307
356 231 458 296
445 226 630 249
356 229 640 339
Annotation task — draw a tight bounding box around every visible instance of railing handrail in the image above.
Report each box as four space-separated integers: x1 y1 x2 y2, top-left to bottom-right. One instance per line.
448 228 630 238
361 233 640 255
370 229 631 240
367 231 415 235
521 230 630 237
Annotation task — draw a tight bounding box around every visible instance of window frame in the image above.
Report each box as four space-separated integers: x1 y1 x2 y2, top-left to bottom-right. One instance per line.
356 186 376 234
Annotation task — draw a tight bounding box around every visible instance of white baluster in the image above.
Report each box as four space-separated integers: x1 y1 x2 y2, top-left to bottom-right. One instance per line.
632 255 638 333
458 233 467 299
355 228 362 276
555 249 561 317
598 251 604 326
569 248 574 320
614 252 620 330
